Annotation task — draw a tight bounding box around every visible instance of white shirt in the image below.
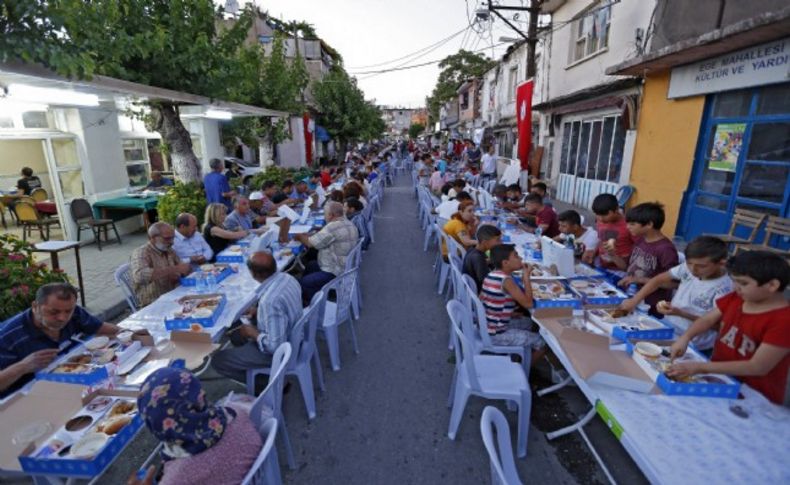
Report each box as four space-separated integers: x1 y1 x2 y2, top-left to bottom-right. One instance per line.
173 230 213 263
481 153 496 175
665 263 733 350
559 227 598 254
436 200 460 220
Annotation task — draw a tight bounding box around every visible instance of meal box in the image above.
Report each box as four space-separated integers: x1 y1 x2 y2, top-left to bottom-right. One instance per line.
216 248 245 263
587 309 675 341
18 391 143 478
568 278 628 306
628 341 741 399
179 264 234 286
529 280 582 310
570 263 607 280
164 294 226 330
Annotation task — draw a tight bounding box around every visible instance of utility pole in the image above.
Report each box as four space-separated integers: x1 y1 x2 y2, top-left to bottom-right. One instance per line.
486 0 544 78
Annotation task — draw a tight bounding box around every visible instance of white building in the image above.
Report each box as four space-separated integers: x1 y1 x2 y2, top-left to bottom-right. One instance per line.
380 107 414 138
534 0 655 207
0 62 285 241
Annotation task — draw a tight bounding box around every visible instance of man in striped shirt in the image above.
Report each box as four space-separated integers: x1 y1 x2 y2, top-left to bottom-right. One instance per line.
480 244 545 365
212 251 302 384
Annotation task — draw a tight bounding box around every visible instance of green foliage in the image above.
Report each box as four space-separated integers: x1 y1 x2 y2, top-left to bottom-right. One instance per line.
312 67 385 146
0 234 70 321
249 166 312 190
409 123 426 139
156 182 207 226
426 49 497 122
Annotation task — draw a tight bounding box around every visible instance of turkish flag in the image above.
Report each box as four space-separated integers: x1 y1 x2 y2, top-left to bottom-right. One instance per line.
303 113 314 165
516 80 534 170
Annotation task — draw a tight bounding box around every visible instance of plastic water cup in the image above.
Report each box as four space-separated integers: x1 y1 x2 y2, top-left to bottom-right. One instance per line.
195 272 207 293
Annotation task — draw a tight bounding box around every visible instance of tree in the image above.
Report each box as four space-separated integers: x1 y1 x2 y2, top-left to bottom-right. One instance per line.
4 0 259 183
425 49 496 123
312 67 384 154
409 123 425 139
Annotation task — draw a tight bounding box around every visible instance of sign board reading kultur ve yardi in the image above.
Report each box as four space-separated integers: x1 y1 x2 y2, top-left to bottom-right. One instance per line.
668 37 789 99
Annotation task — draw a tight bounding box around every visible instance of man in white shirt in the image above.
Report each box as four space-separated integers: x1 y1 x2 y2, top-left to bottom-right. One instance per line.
435 192 473 221
555 210 598 264
481 144 497 180
172 213 213 266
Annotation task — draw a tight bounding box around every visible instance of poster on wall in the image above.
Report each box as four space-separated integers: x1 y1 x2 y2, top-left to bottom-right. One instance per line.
708 123 745 172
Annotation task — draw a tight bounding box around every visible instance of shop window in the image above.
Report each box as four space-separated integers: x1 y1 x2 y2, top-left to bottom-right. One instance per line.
559 115 624 183
757 84 790 116
570 2 610 64
508 67 518 101
559 122 571 174
51 138 84 200
712 89 751 118
22 111 50 129
122 138 150 187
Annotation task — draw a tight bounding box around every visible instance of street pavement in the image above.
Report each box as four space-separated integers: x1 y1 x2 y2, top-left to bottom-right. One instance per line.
20 175 648 484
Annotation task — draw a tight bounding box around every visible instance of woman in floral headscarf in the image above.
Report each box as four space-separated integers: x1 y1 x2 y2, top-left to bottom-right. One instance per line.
130 367 262 485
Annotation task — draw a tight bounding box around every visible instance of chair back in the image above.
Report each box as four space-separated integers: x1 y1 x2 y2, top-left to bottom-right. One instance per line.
462 274 479 294
761 216 790 248
251 343 292 430
321 269 357 326
114 263 140 312
729 208 767 242
480 406 524 485
70 198 95 222
467 283 496 348
240 417 281 485
13 201 40 222
449 307 482 391
446 234 467 259
30 188 48 202
296 291 325 366
614 185 635 209
344 238 364 272
18 195 36 206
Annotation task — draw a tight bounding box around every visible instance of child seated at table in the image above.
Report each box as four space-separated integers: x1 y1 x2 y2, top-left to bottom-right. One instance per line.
668 251 790 405
523 193 559 238
442 200 478 258
621 236 732 350
617 202 679 316
592 193 634 270
554 209 598 264
480 244 545 365
462 225 502 292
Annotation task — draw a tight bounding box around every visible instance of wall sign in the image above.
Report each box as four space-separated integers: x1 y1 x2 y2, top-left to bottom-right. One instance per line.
708 123 745 172
668 37 789 98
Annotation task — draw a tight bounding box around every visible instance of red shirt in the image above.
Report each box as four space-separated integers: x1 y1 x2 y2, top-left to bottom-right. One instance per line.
536 205 559 238
713 292 790 404
596 217 635 269
320 170 331 188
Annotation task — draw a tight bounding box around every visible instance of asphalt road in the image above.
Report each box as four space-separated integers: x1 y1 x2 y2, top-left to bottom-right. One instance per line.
27 174 648 485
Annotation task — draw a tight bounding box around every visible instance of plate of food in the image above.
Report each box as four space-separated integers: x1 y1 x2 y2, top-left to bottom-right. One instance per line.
52 363 92 374
96 415 132 436
69 433 108 458
85 336 109 351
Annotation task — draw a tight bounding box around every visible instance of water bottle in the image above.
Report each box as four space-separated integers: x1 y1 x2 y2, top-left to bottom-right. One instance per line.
206 272 218 293
534 226 543 240
627 283 638 297
566 233 576 250
195 271 207 293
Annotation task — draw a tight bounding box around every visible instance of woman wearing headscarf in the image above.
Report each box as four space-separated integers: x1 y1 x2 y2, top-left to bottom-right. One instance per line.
129 367 262 485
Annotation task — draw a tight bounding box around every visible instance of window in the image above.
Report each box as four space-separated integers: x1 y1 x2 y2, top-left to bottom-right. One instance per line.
122 138 150 187
570 2 611 64
461 92 469 110
50 138 84 200
558 114 624 183
508 67 518 101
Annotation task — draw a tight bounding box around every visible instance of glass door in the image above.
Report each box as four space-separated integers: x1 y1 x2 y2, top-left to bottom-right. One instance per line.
680 83 790 243
45 136 86 240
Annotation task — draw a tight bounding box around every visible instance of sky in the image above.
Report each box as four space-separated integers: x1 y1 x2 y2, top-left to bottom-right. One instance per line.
232 0 528 107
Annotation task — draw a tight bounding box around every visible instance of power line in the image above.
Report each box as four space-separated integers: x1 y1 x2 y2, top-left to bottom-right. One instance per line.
346 26 469 70
352 41 510 77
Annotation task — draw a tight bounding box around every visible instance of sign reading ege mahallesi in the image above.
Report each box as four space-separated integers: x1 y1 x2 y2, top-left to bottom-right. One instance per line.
668 37 789 99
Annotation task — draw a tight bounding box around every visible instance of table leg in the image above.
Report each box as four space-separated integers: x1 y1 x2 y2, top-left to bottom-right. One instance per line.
49 252 60 271
537 375 573 397
143 209 151 230
74 246 86 307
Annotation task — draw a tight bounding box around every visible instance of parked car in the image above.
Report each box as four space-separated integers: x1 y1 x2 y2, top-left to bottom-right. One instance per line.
223 157 262 186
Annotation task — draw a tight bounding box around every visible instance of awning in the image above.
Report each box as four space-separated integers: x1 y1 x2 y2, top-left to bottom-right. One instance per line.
315 125 331 142
0 61 288 118
532 78 641 112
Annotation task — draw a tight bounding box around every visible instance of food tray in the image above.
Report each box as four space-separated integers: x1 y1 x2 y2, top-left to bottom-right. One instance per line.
570 263 607 279
34 337 121 385
530 280 582 309
164 294 226 330
587 309 675 341
215 245 245 263
19 398 143 478
179 264 234 286
628 342 740 399
567 278 627 306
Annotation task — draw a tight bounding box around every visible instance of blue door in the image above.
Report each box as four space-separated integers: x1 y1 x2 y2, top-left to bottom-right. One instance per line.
679 83 790 245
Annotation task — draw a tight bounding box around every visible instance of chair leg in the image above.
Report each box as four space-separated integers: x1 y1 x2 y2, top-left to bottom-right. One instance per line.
76 226 82 242
323 326 341 371
112 222 122 245
295 366 317 420
22 224 28 242
516 388 532 458
277 413 296 470
447 385 471 440
92 227 102 251
311 349 325 392
446 368 458 408
348 320 360 355
438 263 449 295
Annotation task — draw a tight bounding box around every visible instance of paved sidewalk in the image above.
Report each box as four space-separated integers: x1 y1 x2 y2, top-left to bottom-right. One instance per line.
32 232 148 320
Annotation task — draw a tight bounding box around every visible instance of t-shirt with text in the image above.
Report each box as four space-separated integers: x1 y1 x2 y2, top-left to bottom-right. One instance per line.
712 292 790 405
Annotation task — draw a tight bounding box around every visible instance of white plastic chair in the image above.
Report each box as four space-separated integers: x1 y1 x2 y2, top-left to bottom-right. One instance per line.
345 239 364 320
241 417 282 485
319 269 359 371
436 226 453 295
446 304 532 458
247 292 325 421
114 263 139 312
246 342 295 470
481 406 524 485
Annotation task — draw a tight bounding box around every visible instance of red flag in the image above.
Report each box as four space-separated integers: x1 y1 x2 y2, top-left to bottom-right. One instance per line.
303 113 313 165
516 80 534 170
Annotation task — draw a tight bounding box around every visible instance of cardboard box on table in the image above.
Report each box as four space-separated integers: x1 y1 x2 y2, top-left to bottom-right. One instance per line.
164 294 227 330
137 331 219 371
0 381 140 477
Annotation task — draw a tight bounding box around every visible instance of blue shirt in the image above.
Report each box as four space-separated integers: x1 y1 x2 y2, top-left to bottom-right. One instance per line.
0 306 102 396
437 159 447 175
204 172 232 210
223 210 253 231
